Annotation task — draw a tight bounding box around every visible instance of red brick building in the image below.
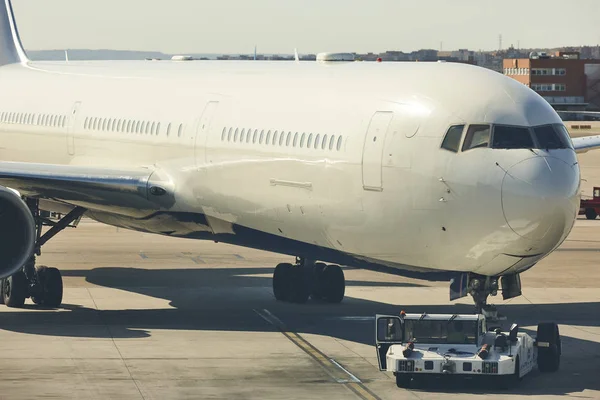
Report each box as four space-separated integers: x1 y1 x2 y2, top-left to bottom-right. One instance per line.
503 52 600 111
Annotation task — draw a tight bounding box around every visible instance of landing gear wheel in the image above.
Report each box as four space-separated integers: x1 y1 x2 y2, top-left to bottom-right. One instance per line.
395 373 412 388
310 262 327 301
273 263 293 302
585 208 597 220
537 322 561 372
3 270 28 308
31 266 63 307
320 264 345 303
289 267 310 304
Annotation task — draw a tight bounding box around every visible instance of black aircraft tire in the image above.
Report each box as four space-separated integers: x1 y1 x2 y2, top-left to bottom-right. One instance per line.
310 262 327 300
33 266 63 307
273 263 293 302
321 264 345 304
3 270 28 308
289 267 310 304
537 322 561 373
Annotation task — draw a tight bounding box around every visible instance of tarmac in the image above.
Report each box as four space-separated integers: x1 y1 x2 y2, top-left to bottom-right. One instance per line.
0 152 599 399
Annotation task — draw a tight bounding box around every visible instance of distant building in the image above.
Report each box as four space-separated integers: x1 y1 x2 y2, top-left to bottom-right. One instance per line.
504 51 600 111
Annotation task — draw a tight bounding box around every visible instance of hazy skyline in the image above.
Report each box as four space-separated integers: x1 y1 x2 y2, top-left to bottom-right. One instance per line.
13 0 600 55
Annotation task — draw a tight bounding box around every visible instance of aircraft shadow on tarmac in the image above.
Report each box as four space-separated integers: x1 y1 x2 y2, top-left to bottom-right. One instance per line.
1 266 599 395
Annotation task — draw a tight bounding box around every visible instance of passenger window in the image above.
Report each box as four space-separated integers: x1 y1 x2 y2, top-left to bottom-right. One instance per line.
259 130 264 144
240 128 245 142
266 130 271 144
300 133 306 148
156 123 161 135
441 125 464 152
462 125 490 151
314 134 320 149
150 122 155 135
273 131 278 145
227 128 232 141
293 132 298 147
279 131 285 146
178 124 183 137
322 134 328 150
253 129 258 143
533 124 571 150
336 136 343 151
308 133 313 148
329 135 335 150
246 128 252 143
492 125 534 149
234 128 239 142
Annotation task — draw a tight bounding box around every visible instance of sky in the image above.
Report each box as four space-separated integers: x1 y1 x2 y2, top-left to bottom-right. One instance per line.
12 0 600 55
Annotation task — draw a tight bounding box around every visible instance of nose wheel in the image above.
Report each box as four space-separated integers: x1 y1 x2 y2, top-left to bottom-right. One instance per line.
467 275 500 313
272 258 345 304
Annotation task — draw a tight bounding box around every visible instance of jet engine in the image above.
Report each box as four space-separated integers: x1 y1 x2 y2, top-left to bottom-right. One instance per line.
0 187 35 278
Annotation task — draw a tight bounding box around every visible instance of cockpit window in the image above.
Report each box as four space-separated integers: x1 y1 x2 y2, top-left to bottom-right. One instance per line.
532 124 573 150
462 125 491 151
441 125 464 153
492 125 534 149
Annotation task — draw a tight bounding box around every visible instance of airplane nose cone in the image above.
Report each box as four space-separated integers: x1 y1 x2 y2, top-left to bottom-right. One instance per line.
501 156 579 243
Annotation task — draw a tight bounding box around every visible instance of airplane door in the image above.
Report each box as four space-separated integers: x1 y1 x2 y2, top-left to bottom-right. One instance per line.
362 112 393 191
195 101 219 165
67 101 81 156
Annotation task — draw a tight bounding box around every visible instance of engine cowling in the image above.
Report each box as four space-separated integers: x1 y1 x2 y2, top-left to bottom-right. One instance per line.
0 187 35 278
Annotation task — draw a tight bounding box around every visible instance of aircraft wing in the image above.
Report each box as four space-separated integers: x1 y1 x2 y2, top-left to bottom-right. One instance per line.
572 135 600 154
0 161 174 215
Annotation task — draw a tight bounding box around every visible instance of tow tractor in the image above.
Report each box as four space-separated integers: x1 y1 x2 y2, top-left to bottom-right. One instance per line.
580 186 600 220
375 309 561 388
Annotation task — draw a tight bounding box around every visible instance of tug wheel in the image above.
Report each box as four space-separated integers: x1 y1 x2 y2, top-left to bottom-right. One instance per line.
585 208 597 220
537 322 561 373
395 373 412 388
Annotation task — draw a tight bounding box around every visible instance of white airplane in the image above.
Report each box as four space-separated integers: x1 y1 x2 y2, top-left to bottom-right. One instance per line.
0 0 599 311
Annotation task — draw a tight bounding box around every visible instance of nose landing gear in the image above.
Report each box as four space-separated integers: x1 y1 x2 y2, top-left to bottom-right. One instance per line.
453 273 523 314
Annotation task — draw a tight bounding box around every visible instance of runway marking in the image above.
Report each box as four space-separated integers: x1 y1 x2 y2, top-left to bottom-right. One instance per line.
138 252 148 259
233 254 245 260
254 309 381 400
191 256 206 264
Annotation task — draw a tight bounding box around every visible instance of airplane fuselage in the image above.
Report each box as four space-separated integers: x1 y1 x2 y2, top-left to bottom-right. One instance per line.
0 60 581 278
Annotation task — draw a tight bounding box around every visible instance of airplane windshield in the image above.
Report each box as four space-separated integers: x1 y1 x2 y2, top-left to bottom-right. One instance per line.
404 319 478 345
533 124 573 150
492 125 534 149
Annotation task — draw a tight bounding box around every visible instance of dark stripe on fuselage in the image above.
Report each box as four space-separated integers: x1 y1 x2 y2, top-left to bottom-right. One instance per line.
85 210 454 282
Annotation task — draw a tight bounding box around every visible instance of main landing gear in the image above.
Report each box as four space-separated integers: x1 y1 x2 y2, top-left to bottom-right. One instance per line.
272 258 345 304
1 200 86 308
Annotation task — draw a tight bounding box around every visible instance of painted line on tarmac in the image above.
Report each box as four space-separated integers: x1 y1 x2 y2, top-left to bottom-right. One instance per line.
139 251 148 259
254 308 381 400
